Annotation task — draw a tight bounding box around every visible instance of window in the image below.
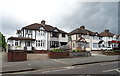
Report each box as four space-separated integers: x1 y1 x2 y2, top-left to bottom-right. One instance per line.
36 40 45 47
62 33 65 37
93 36 98 39
27 42 31 46
37 30 45 36
28 30 32 34
15 40 19 46
52 32 58 38
99 37 102 40
99 44 101 48
93 43 98 48
50 41 59 48
73 43 75 48
25 30 28 34
15 40 21 46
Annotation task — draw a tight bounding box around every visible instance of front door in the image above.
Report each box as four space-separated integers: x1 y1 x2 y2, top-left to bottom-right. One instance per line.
26 41 32 50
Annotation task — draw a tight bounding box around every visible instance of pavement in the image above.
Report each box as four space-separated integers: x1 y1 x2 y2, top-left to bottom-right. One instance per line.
0 55 120 73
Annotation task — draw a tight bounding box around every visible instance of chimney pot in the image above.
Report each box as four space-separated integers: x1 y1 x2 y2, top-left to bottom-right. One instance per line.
105 29 109 32
80 26 85 29
41 20 45 25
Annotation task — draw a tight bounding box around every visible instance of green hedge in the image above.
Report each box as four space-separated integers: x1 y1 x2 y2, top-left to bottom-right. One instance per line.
104 50 120 52
72 49 81 52
51 49 62 52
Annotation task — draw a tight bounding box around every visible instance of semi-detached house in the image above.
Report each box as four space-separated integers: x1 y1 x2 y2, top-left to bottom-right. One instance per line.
68 26 120 51
7 21 120 52
8 20 68 52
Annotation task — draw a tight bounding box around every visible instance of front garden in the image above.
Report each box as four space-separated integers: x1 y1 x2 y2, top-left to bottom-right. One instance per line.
103 50 120 55
48 49 91 59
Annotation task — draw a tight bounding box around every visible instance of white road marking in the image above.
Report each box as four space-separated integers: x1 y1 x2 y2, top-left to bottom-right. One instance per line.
103 68 120 72
64 66 75 69
52 59 70 65
42 71 50 74
76 67 84 69
42 66 77 74
115 69 120 73
42 68 68 74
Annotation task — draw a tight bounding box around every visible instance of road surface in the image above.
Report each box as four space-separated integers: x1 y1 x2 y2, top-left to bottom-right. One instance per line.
2 61 120 76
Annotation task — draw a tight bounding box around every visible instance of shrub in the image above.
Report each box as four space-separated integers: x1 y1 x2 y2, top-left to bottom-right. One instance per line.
51 49 62 52
104 50 120 52
104 50 114 52
72 49 80 52
113 50 120 52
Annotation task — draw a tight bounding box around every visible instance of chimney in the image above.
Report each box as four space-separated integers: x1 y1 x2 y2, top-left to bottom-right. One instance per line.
105 29 109 32
80 26 85 29
41 20 46 25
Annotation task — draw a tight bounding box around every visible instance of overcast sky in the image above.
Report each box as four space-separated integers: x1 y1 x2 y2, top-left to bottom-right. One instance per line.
1 0 119 39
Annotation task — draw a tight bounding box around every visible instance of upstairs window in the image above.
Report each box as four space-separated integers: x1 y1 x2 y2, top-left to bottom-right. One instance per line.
25 30 32 34
62 33 65 37
93 36 98 40
38 31 45 36
52 32 58 38
25 30 28 34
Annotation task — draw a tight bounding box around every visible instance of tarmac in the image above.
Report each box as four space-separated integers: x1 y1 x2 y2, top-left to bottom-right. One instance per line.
0 54 119 74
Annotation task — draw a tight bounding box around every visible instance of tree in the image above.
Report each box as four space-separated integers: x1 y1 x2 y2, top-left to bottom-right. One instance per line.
0 32 6 52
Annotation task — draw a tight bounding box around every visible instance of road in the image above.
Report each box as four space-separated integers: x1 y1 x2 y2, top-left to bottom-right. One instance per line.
2 61 120 76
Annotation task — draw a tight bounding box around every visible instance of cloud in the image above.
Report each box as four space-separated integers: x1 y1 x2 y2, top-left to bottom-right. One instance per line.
2 12 26 36
53 2 118 34
1 1 119 39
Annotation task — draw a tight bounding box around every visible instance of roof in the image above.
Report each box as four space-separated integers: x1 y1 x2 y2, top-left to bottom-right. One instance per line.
8 37 35 41
68 26 97 36
99 29 114 37
98 40 104 44
76 37 87 43
22 23 68 34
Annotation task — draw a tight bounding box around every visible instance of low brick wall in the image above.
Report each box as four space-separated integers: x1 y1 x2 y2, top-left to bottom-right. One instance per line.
69 52 91 57
48 52 69 59
8 50 27 62
103 52 120 55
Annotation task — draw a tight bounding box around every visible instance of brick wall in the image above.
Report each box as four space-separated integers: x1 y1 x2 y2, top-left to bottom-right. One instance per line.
48 52 69 59
8 50 27 62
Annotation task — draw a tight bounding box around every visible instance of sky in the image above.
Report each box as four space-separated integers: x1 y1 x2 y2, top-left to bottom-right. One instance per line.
1 0 119 39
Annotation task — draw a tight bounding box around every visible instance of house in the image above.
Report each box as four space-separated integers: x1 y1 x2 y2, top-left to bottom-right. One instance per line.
7 20 68 52
68 26 99 51
109 34 120 49
98 29 114 50
68 26 120 51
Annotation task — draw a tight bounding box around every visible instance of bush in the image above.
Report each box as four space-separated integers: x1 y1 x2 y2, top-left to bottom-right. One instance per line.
113 50 120 52
104 50 120 52
72 49 80 52
104 50 115 52
51 49 62 52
